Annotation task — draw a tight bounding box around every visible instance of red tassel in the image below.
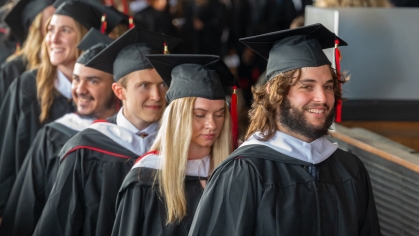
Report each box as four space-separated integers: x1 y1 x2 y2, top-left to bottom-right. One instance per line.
334 39 342 123
101 14 107 34
231 86 239 149
129 16 134 29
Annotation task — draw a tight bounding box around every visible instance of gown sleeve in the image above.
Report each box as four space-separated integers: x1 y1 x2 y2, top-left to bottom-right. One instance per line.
0 56 26 102
189 158 264 236
354 155 381 236
112 169 146 236
0 128 50 236
33 151 82 236
0 78 21 217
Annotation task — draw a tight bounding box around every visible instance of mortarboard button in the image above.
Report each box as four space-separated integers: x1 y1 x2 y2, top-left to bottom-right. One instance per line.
85 27 182 82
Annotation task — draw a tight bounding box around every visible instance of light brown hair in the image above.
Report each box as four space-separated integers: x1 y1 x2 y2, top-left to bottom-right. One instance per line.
245 66 345 141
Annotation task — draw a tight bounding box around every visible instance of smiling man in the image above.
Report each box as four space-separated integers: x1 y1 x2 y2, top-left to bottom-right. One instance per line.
33 27 181 236
189 24 381 236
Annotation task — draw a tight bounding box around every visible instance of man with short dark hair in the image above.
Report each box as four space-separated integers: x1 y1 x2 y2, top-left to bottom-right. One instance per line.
189 23 381 236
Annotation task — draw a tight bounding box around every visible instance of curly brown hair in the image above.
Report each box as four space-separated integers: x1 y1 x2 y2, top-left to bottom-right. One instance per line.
245 65 346 141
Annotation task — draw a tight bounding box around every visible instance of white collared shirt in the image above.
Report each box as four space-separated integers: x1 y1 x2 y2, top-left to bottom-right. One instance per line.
133 152 210 178
86 107 159 155
54 69 72 99
241 131 338 164
116 107 158 135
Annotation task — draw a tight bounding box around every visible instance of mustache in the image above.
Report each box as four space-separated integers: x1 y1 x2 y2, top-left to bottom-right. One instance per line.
75 94 93 100
303 103 330 110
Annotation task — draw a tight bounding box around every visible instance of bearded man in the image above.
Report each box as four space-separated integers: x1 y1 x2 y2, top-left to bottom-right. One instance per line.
189 23 381 236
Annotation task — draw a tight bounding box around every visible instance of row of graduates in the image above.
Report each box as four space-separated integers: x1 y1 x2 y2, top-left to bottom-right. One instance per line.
0 1 381 236
0 0 235 235
0 0 130 220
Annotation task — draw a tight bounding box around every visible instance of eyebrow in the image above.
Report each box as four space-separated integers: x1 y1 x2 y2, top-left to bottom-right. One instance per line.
86 76 102 80
72 74 102 80
299 79 334 84
193 107 225 112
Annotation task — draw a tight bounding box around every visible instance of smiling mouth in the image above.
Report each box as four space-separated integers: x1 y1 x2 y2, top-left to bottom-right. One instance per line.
146 105 161 109
77 96 93 103
307 109 326 114
51 48 64 53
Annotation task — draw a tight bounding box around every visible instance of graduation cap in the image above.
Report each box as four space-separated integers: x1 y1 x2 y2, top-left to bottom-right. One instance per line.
239 23 348 81
145 54 238 103
4 0 54 43
77 28 113 65
53 0 123 34
85 27 182 81
146 54 240 149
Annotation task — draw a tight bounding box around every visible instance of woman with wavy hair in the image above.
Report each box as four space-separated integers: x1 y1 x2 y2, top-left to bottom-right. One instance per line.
0 0 122 219
112 55 236 236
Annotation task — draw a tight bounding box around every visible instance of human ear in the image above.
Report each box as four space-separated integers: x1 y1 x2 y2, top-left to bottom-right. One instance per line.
266 83 271 95
112 83 125 101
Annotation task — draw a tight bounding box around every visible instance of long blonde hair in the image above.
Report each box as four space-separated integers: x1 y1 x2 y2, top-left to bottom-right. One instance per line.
150 97 232 224
37 17 88 123
6 12 44 70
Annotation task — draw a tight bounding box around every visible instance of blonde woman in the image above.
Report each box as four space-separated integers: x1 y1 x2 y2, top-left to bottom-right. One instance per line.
112 55 236 236
0 0 121 219
0 0 55 101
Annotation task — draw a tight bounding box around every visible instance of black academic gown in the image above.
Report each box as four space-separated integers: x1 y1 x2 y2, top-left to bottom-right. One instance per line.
0 54 27 102
112 166 204 236
0 122 77 236
189 144 381 236
0 114 96 236
0 69 74 217
33 122 141 236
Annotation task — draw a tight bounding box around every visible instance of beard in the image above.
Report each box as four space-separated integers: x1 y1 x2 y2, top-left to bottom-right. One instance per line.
278 97 335 141
75 93 117 119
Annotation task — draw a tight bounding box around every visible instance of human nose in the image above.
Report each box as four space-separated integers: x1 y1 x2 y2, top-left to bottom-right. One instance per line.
49 30 60 43
313 87 327 103
205 116 216 130
76 80 87 94
149 86 161 101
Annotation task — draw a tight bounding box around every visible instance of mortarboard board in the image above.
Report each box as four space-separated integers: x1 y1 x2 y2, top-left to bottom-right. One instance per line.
4 0 54 43
77 28 113 65
53 0 123 34
240 23 348 81
85 27 182 81
145 54 238 103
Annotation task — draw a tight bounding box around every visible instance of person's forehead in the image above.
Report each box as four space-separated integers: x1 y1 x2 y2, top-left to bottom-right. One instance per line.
299 65 334 81
127 69 162 81
74 63 108 77
49 14 76 27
